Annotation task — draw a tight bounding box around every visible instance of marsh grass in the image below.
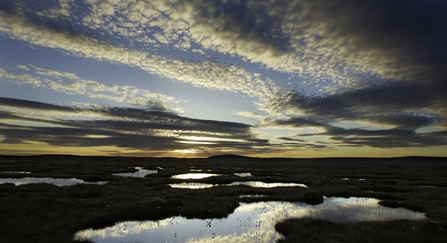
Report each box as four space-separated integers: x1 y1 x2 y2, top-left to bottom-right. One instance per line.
275 218 446 243
0 155 446 243
378 200 424 212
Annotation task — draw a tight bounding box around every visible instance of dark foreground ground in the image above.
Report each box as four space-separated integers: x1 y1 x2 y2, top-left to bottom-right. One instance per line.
0 155 446 243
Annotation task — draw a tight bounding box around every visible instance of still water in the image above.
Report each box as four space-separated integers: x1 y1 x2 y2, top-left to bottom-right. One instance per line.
168 181 308 189
113 167 158 178
169 182 216 189
171 173 220 179
0 177 108 186
1 171 31 174
74 197 425 243
228 181 308 188
234 173 252 177
239 194 268 198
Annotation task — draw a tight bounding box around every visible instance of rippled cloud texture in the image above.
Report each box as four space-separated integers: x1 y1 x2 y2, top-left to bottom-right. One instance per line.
1 0 446 157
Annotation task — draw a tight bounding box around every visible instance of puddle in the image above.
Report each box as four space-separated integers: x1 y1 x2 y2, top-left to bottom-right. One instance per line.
234 173 252 177
189 167 203 172
74 196 426 243
113 167 157 178
239 194 268 198
169 183 215 189
417 185 441 188
228 181 308 188
169 181 308 189
171 173 220 179
341 178 366 181
0 177 108 187
1 171 31 174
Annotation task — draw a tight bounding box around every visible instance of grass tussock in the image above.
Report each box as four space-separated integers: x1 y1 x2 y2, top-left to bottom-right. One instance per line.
378 200 424 212
275 218 447 243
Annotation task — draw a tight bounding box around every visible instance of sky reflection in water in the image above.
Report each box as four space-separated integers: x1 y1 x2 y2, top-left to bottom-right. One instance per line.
74 197 425 243
169 182 215 189
113 167 158 178
0 177 108 186
228 181 308 188
168 181 308 189
171 173 220 179
1 171 31 174
234 173 252 177
239 194 267 198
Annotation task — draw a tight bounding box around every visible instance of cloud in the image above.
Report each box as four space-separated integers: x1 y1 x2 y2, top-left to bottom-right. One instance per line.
318 127 447 148
0 96 77 113
1 65 177 111
365 114 439 130
15 65 28 71
275 137 328 149
264 79 447 148
266 116 328 128
0 3 277 105
271 82 445 129
235 111 265 120
0 97 269 154
2 0 447 154
146 0 447 94
3 0 446 99
267 115 447 148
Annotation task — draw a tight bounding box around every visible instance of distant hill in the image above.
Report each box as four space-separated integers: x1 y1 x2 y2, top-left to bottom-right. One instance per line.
207 154 254 160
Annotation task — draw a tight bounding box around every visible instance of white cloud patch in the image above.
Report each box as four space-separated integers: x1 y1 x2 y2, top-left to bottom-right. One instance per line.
0 65 177 111
15 64 29 71
236 111 265 120
0 8 278 106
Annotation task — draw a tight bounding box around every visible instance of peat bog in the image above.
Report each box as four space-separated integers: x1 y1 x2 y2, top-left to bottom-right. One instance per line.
0 155 446 242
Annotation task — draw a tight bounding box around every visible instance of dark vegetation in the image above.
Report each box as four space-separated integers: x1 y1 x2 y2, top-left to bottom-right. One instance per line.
0 155 446 242
207 154 256 160
275 218 445 243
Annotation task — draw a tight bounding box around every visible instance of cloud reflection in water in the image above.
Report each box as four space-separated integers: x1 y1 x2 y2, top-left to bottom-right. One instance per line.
74 197 425 243
169 182 216 189
0 177 107 186
171 173 220 179
113 167 158 178
234 173 252 177
228 181 308 188
168 181 308 189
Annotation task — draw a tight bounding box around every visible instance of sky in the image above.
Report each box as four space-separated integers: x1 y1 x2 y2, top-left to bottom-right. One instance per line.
1 0 447 158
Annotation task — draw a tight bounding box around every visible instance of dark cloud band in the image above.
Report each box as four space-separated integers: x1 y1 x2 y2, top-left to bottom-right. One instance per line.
0 97 268 153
